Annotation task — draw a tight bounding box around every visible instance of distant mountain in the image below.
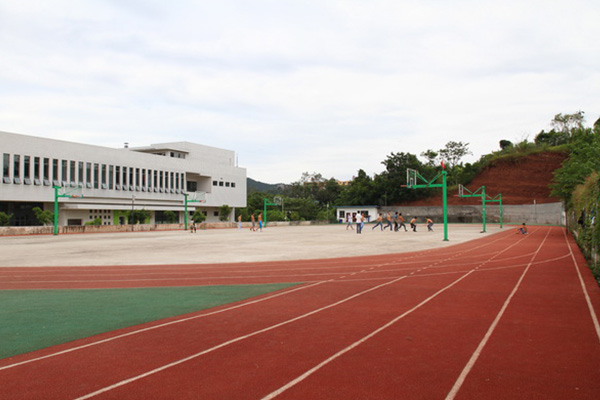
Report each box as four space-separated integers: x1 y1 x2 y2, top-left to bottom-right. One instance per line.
247 178 286 193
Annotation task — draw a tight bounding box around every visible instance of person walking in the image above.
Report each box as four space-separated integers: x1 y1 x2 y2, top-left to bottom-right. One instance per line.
426 216 434 232
238 214 242 230
372 213 384 231
398 213 408 232
393 212 399 232
258 213 263 232
410 216 418 232
250 213 256 231
383 212 394 231
360 212 365 233
346 213 354 230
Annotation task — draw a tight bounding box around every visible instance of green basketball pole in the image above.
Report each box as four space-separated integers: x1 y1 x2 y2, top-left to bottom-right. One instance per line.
405 166 449 241
487 193 503 229
458 186 503 231
53 186 82 236
183 193 204 230
263 198 278 227
53 186 59 236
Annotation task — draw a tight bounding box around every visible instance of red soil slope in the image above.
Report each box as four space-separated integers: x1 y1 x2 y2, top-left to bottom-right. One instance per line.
405 151 568 206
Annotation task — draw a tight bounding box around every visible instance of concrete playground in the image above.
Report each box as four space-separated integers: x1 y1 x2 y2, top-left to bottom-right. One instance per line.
0 223 510 268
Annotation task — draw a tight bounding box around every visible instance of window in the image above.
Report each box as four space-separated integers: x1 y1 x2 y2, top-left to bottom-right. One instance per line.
61 160 68 186
135 168 140 190
93 163 99 189
86 163 92 188
129 167 134 190
3 153 10 183
24 156 31 184
78 162 84 186
219 181 224 187
34 157 41 185
231 182 236 188
14 154 21 184
109 165 114 189
213 180 218 186
70 161 76 186
225 182 230 187
214 211 219 217
52 159 59 186
187 181 197 192
43 158 50 185
101 164 107 189
115 166 121 189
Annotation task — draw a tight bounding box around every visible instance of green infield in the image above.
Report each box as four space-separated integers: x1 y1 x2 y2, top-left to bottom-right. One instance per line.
0 283 299 359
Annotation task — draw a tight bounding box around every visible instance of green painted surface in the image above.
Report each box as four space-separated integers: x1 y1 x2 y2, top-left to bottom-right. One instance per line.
0 283 298 359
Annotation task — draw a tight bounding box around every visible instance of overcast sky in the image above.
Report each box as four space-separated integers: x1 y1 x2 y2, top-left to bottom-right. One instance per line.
1 1 598 183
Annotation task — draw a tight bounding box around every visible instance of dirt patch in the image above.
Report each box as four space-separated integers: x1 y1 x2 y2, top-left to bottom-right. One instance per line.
404 151 568 206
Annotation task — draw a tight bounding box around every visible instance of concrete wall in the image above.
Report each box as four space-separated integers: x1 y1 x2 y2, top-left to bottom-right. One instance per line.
379 202 566 226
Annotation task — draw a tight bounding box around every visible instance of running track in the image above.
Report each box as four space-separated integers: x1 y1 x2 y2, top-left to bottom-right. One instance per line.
1 226 599 399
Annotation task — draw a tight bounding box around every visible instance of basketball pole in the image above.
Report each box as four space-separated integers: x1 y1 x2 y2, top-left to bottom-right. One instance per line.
263 198 278 227
53 186 59 236
53 186 82 236
183 193 204 230
404 165 449 241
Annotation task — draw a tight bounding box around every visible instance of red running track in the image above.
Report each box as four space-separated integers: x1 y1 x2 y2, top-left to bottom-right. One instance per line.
1 226 599 399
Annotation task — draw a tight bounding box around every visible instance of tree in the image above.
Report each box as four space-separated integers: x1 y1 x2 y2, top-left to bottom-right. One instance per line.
32 207 54 226
337 169 376 206
550 127 600 204
127 209 150 224
534 129 569 146
219 204 232 222
551 111 585 135
0 211 13 226
420 149 439 167
438 141 472 169
192 210 206 223
499 140 513 150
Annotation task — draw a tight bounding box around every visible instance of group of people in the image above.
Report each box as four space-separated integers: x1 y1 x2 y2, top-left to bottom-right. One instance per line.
346 212 434 233
249 213 263 232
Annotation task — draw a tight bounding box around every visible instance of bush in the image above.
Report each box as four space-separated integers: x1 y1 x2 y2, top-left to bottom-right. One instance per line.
32 207 54 226
192 210 206 223
85 218 102 226
0 211 13 226
219 204 232 222
570 171 600 285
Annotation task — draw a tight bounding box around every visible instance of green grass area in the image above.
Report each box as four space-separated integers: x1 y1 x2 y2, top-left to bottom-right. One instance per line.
0 283 299 359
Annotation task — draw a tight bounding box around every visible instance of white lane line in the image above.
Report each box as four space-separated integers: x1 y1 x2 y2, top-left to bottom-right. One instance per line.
562 228 600 344
74 275 409 400
444 227 552 400
0 281 327 372
260 270 476 400
262 227 536 400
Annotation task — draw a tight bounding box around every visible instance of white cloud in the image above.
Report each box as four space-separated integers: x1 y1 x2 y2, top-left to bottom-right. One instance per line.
1 0 599 183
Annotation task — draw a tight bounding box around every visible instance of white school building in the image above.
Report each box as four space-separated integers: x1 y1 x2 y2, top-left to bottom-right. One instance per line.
1 130 247 226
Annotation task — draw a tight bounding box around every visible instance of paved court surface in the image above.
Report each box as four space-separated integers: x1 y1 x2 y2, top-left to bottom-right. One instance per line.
0 223 506 267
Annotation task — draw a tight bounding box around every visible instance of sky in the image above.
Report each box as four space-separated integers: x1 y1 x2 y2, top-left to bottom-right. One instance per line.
1 0 599 184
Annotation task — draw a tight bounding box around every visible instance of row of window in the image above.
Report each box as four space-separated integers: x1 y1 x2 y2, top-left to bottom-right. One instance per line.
1 153 240 194
212 180 236 188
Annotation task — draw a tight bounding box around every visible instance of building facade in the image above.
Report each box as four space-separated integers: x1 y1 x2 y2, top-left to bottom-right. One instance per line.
1 130 247 226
